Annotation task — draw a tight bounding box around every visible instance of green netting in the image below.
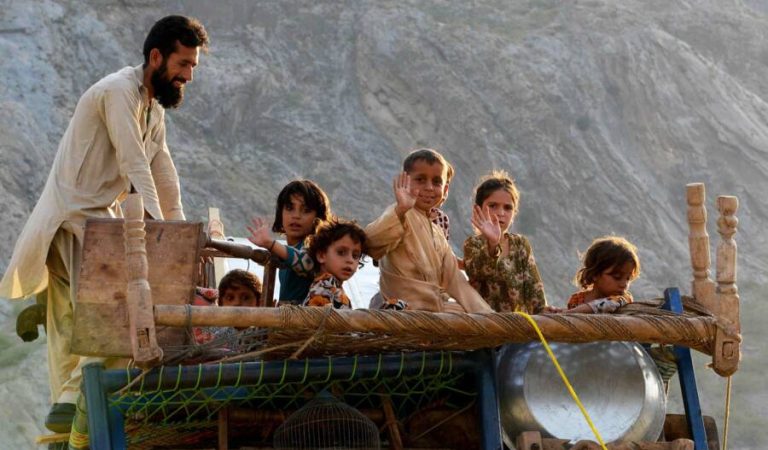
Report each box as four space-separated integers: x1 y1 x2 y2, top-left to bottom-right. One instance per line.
109 354 477 448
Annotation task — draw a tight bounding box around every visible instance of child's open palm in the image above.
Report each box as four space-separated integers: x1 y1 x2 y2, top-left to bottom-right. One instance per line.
471 205 502 246
393 172 418 214
247 217 272 248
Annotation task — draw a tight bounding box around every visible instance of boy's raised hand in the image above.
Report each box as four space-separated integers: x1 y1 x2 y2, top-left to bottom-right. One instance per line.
471 205 502 248
393 172 417 219
247 217 272 248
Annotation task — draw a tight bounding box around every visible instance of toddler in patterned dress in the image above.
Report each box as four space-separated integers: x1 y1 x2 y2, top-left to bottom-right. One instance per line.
303 218 367 309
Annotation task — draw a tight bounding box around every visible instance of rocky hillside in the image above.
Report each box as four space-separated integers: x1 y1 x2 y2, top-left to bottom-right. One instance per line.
1 1 766 448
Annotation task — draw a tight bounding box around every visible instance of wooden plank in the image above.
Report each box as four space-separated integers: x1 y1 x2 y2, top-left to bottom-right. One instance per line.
664 414 719 450
516 431 543 450
218 407 229 450
72 218 205 357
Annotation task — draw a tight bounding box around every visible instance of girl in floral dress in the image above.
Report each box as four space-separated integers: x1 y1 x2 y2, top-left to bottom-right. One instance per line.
463 171 549 313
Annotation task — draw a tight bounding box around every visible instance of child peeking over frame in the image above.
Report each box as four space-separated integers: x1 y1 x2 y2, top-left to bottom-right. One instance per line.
566 236 639 314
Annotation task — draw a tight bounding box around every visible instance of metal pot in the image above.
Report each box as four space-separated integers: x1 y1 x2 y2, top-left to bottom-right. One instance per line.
497 341 666 447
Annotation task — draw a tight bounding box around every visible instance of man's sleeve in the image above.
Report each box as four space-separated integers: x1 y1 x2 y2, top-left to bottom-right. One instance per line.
102 87 164 219
150 122 184 220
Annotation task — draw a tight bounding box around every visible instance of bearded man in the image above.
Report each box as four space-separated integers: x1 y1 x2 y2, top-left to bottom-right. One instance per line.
0 15 208 432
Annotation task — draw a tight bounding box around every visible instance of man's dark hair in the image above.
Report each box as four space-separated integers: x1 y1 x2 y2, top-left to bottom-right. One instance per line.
272 180 332 233
143 15 209 67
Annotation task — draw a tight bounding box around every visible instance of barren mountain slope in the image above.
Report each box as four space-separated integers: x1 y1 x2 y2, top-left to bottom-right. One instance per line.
0 1 765 448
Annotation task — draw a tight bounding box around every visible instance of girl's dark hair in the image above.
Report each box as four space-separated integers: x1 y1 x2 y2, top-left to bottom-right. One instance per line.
306 218 367 264
403 148 455 183
143 15 209 67
473 170 520 216
272 180 332 233
218 269 262 305
574 236 641 289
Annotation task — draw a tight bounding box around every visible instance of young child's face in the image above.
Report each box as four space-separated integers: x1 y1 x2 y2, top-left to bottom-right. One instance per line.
592 261 635 298
282 194 318 245
481 188 516 234
220 283 260 307
316 234 363 282
408 160 449 213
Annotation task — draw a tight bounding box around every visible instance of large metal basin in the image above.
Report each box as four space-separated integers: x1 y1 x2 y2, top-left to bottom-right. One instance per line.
497 341 666 447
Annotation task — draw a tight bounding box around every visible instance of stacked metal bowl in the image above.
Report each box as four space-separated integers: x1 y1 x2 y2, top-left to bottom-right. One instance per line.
497 341 667 447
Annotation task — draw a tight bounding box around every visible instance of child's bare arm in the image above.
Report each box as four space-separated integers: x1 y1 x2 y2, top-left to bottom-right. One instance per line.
562 297 629 314
393 172 417 220
247 217 289 261
561 303 592 314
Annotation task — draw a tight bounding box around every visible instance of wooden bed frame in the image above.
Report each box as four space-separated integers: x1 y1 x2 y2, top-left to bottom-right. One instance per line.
71 182 741 376
62 182 740 450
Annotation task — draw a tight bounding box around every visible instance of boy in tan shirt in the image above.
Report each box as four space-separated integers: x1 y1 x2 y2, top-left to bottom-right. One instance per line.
365 149 492 313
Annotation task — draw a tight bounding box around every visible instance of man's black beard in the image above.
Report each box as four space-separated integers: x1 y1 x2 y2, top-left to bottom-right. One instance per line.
151 62 185 109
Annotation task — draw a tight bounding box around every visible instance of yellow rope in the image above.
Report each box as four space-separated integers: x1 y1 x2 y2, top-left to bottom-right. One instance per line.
722 375 732 450
515 312 607 449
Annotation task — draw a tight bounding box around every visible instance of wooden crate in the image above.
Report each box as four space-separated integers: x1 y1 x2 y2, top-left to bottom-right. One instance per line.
71 218 205 357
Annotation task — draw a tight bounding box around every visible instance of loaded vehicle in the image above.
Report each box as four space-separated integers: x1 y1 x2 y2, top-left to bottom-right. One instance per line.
30 182 738 450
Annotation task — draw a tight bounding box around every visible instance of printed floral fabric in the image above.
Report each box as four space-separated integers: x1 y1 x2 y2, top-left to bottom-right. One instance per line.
279 242 315 277
303 272 351 309
463 233 547 313
276 240 315 304
380 292 408 311
430 207 450 241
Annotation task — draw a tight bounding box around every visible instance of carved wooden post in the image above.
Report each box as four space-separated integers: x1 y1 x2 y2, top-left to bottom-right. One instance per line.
713 195 740 376
124 194 163 368
686 183 717 313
